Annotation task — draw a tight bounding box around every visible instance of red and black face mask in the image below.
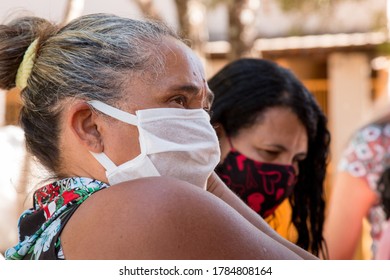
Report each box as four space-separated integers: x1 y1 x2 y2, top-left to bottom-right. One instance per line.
215 149 297 218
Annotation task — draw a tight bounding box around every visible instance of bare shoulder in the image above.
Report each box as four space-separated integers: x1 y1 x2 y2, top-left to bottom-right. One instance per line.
331 171 377 206
61 176 301 260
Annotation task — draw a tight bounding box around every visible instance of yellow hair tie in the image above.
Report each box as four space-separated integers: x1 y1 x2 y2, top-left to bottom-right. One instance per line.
15 39 39 90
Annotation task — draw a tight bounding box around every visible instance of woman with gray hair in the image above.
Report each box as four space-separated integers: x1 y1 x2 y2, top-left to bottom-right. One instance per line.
0 13 315 260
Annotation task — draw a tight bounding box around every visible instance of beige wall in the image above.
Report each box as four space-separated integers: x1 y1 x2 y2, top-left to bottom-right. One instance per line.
327 52 373 180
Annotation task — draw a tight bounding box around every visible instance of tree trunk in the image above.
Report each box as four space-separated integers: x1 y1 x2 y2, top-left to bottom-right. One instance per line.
227 0 257 61
133 0 163 21
61 0 85 26
133 0 207 59
174 0 191 38
175 0 207 58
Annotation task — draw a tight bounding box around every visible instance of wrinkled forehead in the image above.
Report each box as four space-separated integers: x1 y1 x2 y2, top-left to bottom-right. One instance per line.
150 38 209 94
129 37 207 85
117 37 210 111
162 38 206 78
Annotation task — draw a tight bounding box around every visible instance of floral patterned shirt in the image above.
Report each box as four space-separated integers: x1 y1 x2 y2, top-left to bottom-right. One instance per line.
5 177 109 260
338 123 390 256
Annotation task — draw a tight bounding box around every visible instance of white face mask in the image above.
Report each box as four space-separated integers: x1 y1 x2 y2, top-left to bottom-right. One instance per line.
87 100 221 189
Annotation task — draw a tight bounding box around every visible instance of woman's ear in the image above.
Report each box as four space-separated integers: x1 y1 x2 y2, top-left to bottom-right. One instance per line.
214 123 226 139
67 102 104 153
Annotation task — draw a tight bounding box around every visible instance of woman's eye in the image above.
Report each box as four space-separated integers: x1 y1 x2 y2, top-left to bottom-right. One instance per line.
171 96 187 107
257 149 279 160
293 156 306 164
264 150 279 156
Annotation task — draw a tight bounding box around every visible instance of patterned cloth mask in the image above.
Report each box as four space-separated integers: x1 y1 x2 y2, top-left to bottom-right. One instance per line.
216 148 297 218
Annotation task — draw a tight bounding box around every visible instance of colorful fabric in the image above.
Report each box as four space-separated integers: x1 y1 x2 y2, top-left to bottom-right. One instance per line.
216 149 297 218
338 123 390 256
5 177 109 260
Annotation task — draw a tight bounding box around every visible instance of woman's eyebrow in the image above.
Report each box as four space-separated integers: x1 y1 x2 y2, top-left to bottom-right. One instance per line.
168 84 214 105
264 144 287 151
265 144 307 156
170 84 201 95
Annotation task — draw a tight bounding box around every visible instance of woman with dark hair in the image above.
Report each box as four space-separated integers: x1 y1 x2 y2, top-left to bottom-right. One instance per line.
209 58 330 258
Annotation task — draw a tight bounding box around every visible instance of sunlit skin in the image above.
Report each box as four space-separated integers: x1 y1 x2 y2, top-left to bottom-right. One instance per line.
96 37 212 169
218 106 308 176
60 37 212 181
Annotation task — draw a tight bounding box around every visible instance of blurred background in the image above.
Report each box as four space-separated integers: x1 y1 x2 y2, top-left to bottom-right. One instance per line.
1 0 389 259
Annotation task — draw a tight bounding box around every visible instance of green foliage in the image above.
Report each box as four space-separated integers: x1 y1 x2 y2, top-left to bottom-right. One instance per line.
275 0 364 12
376 41 390 55
287 24 305 36
371 11 388 32
277 0 331 11
204 0 366 14
203 0 232 9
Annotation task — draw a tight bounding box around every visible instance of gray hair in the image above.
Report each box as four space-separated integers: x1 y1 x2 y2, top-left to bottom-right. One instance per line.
0 13 179 175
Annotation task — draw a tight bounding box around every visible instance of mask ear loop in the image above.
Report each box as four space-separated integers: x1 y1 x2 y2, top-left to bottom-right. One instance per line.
86 100 142 173
87 100 138 125
90 152 118 172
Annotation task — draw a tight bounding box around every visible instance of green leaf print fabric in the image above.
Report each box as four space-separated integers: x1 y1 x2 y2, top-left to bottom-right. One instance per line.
5 177 109 260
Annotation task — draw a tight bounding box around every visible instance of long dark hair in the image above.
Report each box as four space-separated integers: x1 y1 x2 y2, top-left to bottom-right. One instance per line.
378 168 390 220
209 58 330 257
